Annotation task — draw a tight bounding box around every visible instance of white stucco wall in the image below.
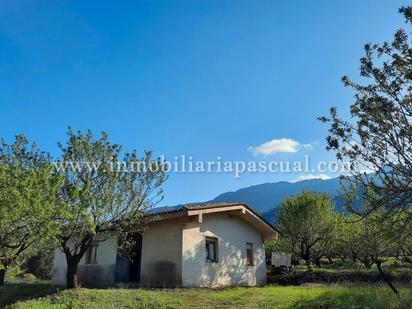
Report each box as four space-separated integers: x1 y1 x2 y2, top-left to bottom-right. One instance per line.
51 237 118 287
51 212 269 288
140 219 183 287
181 213 267 287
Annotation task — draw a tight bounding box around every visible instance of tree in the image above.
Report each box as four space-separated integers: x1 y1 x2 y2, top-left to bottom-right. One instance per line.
354 210 399 294
396 218 412 264
330 214 364 264
264 238 293 254
337 190 399 293
319 6 412 229
54 128 166 288
276 191 335 271
311 233 333 268
0 136 63 285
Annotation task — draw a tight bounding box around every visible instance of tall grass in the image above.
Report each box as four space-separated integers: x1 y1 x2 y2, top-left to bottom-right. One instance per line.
4 284 412 309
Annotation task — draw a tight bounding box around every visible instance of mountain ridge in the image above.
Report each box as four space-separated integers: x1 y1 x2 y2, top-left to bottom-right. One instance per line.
212 177 346 222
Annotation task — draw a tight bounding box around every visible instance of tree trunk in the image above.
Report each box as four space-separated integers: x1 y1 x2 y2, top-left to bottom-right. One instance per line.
62 234 93 289
376 261 398 295
363 257 373 269
351 255 357 263
401 249 412 265
315 257 322 268
0 268 5 286
66 256 80 289
301 242 312 271
304 258 312 271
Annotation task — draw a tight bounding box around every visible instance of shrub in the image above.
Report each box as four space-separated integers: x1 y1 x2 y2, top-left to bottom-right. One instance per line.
26 249 54 280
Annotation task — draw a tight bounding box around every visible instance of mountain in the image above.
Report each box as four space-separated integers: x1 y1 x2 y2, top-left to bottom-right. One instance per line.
212 177 348 223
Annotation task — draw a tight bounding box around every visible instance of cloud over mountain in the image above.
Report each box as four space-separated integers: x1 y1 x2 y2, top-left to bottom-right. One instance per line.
248 138 313 156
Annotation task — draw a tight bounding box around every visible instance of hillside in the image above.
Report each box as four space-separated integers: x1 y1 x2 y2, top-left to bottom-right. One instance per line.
212 177 347 222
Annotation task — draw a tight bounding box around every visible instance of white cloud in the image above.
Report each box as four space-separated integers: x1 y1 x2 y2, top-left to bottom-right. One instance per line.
248 138 313 156
293 174 331 182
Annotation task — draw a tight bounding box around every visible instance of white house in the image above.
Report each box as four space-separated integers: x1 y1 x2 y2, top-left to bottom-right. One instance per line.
51 202 278 288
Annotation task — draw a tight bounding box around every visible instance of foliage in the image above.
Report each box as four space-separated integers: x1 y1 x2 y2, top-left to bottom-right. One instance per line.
55 128 167 288
0 135 64 284
264 238 292 254
275 188 406 293
396 220 412 264
25 249 54 280
270 258 412 286
5 264 24 281
329 214 364 263
276 191 335 270
348 191 401 293
319 6 412 228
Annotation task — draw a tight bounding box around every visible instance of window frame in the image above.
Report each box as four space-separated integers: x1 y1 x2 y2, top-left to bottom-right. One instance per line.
246 242 254 266
85 244 98 265
205 237 219 263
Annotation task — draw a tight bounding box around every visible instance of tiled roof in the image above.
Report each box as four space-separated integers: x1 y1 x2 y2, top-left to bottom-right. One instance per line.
145 205 184 215
147 202 243 215
148 201 277 231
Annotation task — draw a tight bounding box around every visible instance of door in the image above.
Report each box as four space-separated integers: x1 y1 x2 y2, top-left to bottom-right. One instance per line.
128 233 142 283
114 233 142 284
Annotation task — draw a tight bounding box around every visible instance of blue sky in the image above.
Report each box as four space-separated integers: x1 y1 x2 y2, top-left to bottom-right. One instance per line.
0 0 406 206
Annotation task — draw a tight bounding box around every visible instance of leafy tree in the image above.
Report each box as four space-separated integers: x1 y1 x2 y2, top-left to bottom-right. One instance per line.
319 7 412 228
355 212 398 294
55 128 166 288
264 238 293 254
0 136 63 285
310 213 350 267
276 191 335 271
329 214 363 264
337 191 399 293
311 234 333 268
396 219 412 264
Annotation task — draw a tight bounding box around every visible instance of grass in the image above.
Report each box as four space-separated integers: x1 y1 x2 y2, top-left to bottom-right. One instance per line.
270 259 412 285
2 283 412 309
0 282 59 308
2 260 411 308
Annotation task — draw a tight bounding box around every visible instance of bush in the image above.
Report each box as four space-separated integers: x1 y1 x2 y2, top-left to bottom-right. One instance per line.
25 249 53 280
5 264 23 281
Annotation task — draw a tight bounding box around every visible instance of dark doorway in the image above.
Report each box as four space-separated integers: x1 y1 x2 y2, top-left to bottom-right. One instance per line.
128 233 142 283
115 233 142 284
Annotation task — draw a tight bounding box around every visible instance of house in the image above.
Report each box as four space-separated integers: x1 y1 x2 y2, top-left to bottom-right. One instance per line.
51 202 278 288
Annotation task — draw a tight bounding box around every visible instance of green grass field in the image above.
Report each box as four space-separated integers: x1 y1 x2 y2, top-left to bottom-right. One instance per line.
1 283 412 309
270 259 412 285
2 260 411 308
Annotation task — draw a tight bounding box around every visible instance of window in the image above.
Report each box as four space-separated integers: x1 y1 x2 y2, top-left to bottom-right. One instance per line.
85 244 98 264
205 237 218 263
246 243 254 266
